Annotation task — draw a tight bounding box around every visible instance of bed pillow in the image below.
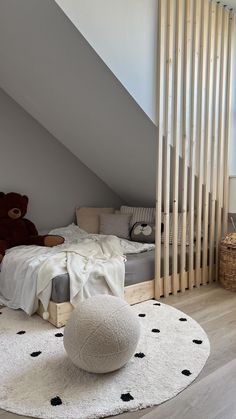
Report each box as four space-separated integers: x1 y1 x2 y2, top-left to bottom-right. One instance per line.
120 206 155 228
99 213 132 240
161 212 194 245
130 222 156 243
76 207 115 234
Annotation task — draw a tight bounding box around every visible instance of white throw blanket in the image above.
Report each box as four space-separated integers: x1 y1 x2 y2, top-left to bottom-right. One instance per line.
0 224 155 316
37 236 125 313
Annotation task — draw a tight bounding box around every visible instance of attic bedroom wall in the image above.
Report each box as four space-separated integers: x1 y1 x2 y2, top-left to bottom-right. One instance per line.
57 0 236 176
0 88 122 230
229 15 236 177
0 0 234 207
55 0 158 123
0 0 156 206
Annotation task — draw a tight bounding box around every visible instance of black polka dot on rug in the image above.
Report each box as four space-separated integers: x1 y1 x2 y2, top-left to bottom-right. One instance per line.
17 330 26 335
153 303 161 306
50 396 62 406
152 328 160 333
193 339 203 345
55 333 63 337
0 311 2 315
134 352 145 358
30 351 42 357
179 318 187 322
138 314 146 318
181 369 192 376
121 393 134 402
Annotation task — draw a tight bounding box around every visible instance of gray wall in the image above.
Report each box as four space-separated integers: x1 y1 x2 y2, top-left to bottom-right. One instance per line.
0 0 156 206
55 0 158 122
56 0 236 177
0 88 122 231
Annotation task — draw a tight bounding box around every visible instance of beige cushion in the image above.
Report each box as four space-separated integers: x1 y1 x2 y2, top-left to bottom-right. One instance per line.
76 207 114 233
99 213 132 239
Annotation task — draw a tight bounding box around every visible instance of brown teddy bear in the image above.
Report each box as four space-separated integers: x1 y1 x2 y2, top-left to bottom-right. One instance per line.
0 192 64 263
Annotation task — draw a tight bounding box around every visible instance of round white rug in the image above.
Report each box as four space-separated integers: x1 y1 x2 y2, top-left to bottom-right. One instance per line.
0 300 210 419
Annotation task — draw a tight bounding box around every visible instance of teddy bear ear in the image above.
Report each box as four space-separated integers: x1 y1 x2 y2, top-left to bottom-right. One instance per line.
22 195 29 204
0 192 5 198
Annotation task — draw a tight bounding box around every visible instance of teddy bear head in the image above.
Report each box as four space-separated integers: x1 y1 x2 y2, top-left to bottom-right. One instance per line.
0 192 29 220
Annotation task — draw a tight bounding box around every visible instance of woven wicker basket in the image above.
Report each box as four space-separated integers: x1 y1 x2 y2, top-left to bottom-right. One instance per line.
219 232 236 291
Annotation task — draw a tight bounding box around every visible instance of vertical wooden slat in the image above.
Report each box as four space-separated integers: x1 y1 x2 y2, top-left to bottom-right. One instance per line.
163 130 170 297
203 2 216 283
163 0 175 297
195 0 205 287
199 2 214 284
156 0 234 298
223 10 234 235
172 0 185 295
215 8 229 280
188 0 197 291
180 0 194 293
209 2 222 282
155 0 167 299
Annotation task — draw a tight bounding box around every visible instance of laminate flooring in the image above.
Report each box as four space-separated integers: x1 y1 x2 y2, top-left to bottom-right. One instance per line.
1 283 236 419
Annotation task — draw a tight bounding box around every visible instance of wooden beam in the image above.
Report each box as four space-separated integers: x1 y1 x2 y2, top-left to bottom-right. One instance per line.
172 0 185 295
155 0 167 298
209 2 222 282
223 10 234 234
215 8 229 280
180 0 194 293
163 0 175 297
199 2 214 284
196 0 207 287
189 0 203 289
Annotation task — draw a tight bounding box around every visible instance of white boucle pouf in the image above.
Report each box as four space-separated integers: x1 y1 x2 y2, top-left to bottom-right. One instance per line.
63 295 141 373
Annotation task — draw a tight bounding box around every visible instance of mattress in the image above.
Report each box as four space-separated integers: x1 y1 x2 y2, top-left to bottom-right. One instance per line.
51 244 202 303
51 250 155 303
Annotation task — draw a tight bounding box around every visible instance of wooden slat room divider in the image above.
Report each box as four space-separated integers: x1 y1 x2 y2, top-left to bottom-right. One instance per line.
155 0 234 298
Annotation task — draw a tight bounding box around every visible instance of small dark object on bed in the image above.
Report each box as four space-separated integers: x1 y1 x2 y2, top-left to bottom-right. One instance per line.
0 192 64 262
130 221 164 243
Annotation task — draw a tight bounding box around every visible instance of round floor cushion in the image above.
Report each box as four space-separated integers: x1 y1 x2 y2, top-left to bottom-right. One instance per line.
63 295 141 373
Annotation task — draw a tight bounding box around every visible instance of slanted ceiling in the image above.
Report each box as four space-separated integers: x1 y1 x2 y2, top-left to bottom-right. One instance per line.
0 0 156 206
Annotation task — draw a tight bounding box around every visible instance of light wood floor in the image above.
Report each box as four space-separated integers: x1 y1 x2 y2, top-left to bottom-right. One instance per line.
1 283 236 419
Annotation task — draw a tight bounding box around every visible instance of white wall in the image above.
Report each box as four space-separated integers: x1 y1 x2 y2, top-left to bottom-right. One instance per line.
55 0 158 123
229 17 236 176
0 89 122 231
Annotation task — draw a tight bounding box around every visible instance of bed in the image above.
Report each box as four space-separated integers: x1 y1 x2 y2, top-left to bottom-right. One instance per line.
37 242 203 328
0 220 205 328
49 243 200 304
0 224 157 326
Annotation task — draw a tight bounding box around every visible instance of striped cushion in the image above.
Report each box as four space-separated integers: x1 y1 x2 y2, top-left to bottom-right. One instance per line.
161 213 193 245
120 206 155 228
